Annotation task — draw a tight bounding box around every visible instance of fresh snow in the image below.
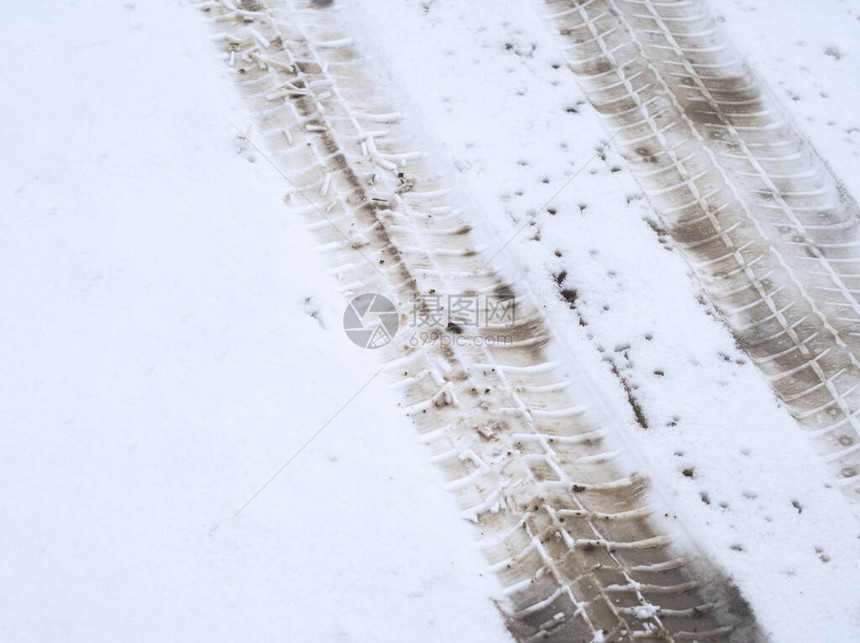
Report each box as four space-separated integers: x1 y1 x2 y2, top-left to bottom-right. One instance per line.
0 3 508 642
1 0 859 641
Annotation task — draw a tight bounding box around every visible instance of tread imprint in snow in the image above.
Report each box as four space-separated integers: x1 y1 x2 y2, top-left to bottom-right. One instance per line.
542 0 860 506
196 0 760 640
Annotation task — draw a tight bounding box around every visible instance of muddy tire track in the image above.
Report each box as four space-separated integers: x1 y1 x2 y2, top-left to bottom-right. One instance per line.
541 0 860 507
196 1 759 639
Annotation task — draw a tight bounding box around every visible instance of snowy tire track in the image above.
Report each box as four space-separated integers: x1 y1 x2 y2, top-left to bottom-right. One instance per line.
541 0 860 506
196 0 759 640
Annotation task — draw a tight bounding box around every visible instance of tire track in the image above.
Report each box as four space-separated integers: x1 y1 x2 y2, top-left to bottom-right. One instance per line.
196 0 759 639
541 0 860 507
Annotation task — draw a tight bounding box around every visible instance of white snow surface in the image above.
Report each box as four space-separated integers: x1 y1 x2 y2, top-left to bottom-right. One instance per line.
1 0 859 642
347 0 860 639
0 2 507 642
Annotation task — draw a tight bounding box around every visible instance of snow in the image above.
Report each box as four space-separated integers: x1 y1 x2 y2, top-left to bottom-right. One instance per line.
348 0 860 640
710 0 860 200
2 0 859 641
0 2 507 641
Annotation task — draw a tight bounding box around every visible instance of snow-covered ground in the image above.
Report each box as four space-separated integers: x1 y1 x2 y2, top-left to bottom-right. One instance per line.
0 3 508 641
348 0 860 638
1 0 858 641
